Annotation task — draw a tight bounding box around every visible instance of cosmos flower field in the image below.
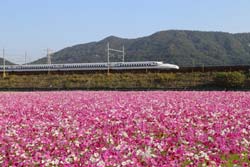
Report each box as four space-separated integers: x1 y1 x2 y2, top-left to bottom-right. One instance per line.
0 91 249 166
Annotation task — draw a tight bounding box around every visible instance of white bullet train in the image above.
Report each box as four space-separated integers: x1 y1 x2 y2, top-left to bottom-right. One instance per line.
0 61 179 72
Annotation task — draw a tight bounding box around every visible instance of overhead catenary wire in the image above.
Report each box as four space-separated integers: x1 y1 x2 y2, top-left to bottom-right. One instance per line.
107 42 125 75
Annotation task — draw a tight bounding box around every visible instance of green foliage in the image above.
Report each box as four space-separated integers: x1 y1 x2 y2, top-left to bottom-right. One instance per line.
213 72 246 88
221 153 250 167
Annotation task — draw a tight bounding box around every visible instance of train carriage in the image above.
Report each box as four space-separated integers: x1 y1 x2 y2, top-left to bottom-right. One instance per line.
0 61 179 73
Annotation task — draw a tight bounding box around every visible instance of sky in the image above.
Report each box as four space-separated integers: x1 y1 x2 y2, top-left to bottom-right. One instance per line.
0 0 250 63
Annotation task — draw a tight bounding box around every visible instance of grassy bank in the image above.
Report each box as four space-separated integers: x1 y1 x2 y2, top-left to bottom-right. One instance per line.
0 71 249 90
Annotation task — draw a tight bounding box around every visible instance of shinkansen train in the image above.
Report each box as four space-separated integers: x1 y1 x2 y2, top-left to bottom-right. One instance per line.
0 61 179 72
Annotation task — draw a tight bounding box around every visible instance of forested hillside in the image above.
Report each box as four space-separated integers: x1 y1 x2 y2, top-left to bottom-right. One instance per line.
32 30 250 67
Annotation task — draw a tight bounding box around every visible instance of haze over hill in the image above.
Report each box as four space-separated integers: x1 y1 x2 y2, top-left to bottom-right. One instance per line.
29 30 250 67
0 58 14 65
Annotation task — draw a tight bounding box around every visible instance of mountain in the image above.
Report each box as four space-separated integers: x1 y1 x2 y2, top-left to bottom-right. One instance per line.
32 30 250 67
0 58 15 65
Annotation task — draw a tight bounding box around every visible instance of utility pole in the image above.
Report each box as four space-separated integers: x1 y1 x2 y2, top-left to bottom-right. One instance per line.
25 51 27 65
45 48 53 75
122 45 125 62
2 48 6 78
46 48 52 64
106 43 126 75
107 43 110 75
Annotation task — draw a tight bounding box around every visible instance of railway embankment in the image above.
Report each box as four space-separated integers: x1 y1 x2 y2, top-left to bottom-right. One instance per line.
0 71 249 91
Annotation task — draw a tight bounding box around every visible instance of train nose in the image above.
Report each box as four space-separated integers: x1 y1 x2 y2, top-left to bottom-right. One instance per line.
161 64 179 69
174 65 180 69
